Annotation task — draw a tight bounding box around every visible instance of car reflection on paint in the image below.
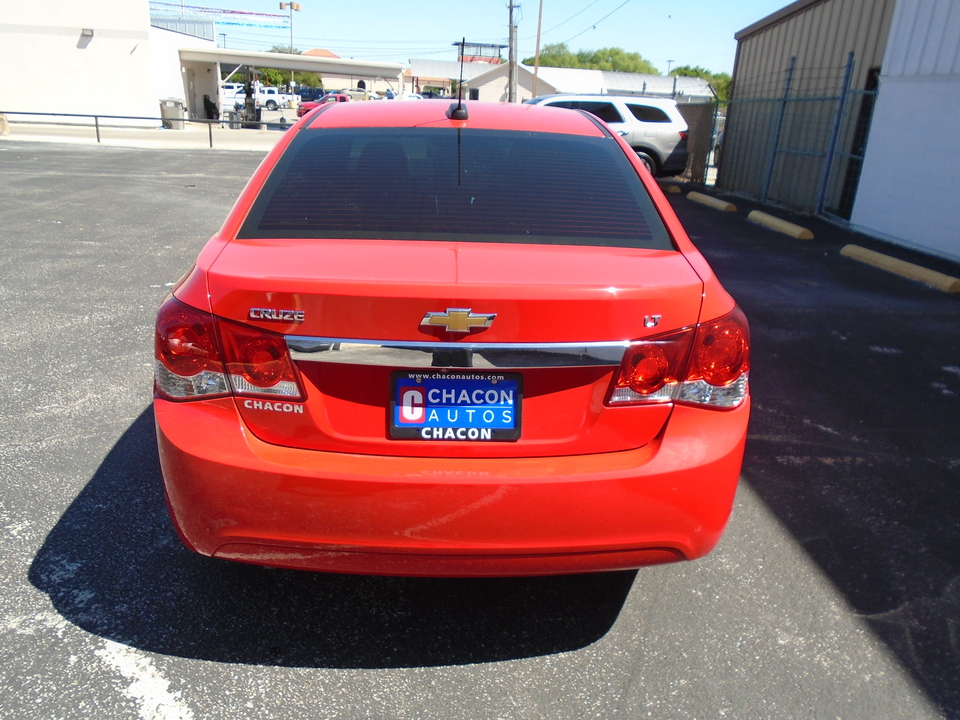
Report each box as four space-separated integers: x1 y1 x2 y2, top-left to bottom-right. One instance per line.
154 99 750 577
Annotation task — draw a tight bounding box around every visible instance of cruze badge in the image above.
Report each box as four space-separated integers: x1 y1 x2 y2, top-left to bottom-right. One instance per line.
249 307 305 322
420 308 496 333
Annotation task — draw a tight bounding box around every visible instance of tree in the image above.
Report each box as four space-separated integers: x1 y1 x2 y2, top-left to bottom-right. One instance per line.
523 43 659 74
258 45 321 90
671 65 731 104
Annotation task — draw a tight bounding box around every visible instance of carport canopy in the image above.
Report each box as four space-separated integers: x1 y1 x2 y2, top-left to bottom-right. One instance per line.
178 47 405 84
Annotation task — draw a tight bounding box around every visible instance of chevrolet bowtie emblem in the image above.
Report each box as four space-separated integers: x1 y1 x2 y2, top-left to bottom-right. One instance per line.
420 308 496 333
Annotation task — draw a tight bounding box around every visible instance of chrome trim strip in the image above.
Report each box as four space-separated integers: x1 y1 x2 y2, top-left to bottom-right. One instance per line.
285 336 629 369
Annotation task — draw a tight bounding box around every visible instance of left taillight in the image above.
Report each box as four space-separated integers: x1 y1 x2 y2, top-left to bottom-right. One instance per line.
154 296 304 402
155 296 229 400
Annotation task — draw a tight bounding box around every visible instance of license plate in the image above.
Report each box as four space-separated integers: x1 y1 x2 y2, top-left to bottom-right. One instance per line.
390 371 522 441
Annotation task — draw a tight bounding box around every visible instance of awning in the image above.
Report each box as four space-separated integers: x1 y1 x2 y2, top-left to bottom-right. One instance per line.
178 48 404 79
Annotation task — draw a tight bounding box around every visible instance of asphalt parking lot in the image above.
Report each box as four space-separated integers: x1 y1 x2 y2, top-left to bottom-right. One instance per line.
1 138 957 719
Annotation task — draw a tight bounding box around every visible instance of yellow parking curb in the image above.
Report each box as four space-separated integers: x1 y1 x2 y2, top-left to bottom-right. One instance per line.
687 192 736 212
748 210 814 240
840 245 960 293
658 183 681 194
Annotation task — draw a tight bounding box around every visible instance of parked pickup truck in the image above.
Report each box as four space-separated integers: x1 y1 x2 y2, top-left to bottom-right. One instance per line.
233 86 300 111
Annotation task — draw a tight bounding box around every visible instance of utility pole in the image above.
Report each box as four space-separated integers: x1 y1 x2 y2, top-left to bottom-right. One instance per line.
280 2 301 91
532 0 543 98
508 0 520 102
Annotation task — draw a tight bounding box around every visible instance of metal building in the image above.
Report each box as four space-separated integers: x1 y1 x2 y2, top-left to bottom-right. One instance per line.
850 0 960 263
718 0 897 218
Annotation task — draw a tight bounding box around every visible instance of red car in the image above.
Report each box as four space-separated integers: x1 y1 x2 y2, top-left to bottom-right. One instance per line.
154 99 750 577
296 92 350 117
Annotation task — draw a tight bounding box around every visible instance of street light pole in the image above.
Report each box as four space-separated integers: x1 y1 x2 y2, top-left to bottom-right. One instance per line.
280 2 301 90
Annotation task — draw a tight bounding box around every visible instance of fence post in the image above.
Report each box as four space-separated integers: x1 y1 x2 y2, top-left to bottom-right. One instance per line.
816 51 855 215
94 116 101 143
760 56 795 204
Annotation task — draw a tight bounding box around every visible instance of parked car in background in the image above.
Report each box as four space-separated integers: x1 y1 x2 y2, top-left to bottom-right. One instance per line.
525 94 690 177
234 86 300 111
154 100 749 577
296 92 350 117
336 88 373 101
297 86 326 102
220 83 244 102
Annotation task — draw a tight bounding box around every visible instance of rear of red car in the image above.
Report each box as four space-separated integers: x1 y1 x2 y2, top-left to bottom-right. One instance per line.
154 101 749 576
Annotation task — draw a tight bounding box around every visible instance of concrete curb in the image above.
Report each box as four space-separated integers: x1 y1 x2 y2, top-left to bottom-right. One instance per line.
840 244 960 294
658 183 681 194
688 191 736 212
748 210 814 240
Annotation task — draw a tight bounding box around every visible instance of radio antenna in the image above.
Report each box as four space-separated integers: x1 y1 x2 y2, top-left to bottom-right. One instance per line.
448 37 468 120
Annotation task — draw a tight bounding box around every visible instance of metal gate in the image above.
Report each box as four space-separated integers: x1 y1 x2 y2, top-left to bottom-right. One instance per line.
718 53 878 220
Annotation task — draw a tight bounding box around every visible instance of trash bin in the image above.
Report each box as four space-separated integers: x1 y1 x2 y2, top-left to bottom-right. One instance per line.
226 110 241 129
159 98 185 130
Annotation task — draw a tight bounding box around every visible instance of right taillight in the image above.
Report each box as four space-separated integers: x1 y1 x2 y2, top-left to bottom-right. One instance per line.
608 306 749 409
676 306 750 408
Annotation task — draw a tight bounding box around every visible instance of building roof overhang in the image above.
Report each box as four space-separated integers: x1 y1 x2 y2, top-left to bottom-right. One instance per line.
177 47 404 78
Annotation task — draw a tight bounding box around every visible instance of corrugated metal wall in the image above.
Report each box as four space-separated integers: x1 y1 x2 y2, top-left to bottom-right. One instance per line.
718 0 897 213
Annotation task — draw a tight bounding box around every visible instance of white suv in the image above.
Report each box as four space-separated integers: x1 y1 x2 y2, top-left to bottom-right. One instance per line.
525 94 689 177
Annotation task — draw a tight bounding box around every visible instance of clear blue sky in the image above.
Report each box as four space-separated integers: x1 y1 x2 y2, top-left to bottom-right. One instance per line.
153 0 791 75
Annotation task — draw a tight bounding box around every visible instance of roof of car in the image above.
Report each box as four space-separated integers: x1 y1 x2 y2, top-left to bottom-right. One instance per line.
302 99 610 136
530 94 682 108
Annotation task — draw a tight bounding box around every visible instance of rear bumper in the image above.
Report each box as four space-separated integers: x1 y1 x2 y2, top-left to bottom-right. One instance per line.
155 396 749 576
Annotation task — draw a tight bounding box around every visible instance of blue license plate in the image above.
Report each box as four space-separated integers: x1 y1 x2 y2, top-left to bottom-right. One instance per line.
390 371 522 441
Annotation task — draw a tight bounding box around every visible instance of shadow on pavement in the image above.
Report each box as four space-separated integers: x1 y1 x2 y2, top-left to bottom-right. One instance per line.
669 189 960 718
29 407 635 669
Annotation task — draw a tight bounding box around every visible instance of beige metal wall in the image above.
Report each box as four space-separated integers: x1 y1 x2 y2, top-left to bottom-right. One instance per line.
718 0 897 211
732 0 896 98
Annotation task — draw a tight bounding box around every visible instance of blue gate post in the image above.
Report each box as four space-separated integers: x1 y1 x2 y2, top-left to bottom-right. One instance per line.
760 56 795 204
816 52 855 215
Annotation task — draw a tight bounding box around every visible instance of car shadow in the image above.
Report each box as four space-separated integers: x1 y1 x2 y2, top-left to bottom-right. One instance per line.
669 191 960 718
29 406 635 669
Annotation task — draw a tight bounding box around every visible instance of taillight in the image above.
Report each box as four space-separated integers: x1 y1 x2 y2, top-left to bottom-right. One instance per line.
679 131 689 142
155 296 229 400
676 306 749 408
608 306 749 409
154 296 304 402
609 328 695 404
217 318 304 399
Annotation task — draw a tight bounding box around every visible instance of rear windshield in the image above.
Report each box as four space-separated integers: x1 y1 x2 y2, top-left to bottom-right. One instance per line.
238 127 673 250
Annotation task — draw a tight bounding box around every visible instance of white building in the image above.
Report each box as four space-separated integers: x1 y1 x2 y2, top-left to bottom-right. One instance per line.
0 0 403 124
850 0 960 263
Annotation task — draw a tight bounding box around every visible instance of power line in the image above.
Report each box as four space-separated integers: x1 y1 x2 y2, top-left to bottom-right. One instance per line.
561 0 633 44
519 0 604 41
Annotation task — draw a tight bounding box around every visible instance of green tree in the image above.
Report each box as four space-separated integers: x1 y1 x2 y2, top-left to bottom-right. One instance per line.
671 65 731 103
524 43 658 74
258 45 321 90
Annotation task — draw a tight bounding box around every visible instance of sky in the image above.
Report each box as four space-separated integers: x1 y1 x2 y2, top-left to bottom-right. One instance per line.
150 0 793 75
